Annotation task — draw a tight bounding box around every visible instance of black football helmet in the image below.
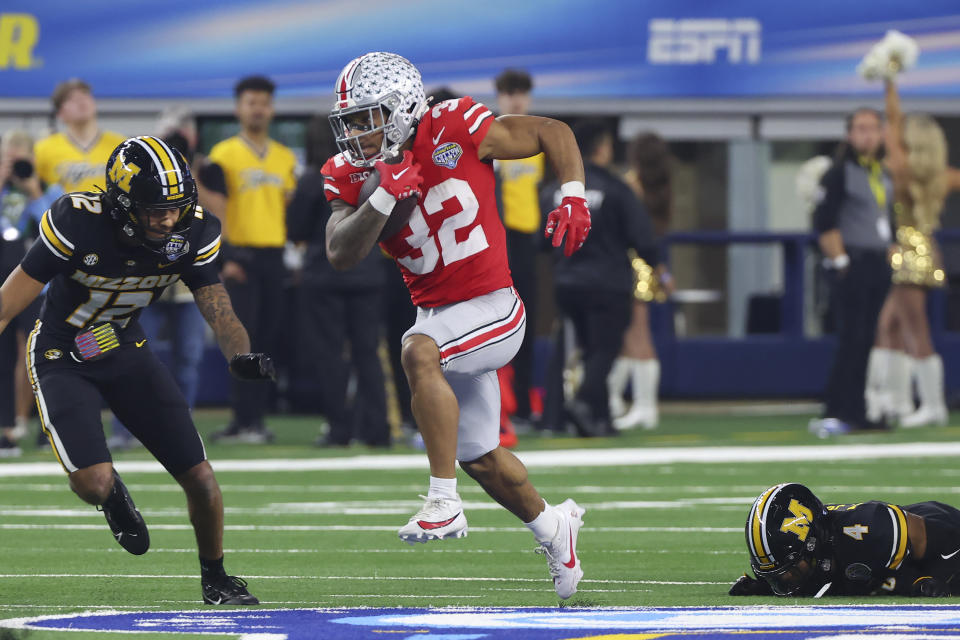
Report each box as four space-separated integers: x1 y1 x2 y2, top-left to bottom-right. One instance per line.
104 136 197 253
745 483 833 595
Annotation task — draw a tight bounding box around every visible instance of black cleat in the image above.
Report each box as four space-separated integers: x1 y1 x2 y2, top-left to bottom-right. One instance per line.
99 470 150 555
202 575 260 605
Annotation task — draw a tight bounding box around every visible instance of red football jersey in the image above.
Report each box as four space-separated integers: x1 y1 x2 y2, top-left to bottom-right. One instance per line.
322 96 513 307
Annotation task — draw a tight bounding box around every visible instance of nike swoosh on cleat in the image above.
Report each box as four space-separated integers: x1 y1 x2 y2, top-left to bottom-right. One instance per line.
432 127 446 145
562 524 577 569
942 548 960 560
417 513 460 530
392 168 410 180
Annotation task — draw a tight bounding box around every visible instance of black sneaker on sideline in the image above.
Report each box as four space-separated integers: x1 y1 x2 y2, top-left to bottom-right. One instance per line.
202 575 260 605
98 470 150 555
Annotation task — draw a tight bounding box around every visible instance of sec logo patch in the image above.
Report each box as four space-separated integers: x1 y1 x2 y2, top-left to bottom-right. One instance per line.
83 253 99 266
44 349 63 360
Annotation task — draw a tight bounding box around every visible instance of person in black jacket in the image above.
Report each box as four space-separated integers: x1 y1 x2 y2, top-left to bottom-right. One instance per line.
542 120 659 436
287 116 389 447
808 108 893 437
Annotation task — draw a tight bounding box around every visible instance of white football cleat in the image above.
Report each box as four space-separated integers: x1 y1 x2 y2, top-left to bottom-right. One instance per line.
398 495 468 545
536 498 585 599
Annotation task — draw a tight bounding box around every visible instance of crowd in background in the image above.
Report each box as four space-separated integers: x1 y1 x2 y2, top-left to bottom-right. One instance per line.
0 69 673 456
4 60 955 457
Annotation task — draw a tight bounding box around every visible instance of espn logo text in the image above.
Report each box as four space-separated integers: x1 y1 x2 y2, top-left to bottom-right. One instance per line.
648 19 761 65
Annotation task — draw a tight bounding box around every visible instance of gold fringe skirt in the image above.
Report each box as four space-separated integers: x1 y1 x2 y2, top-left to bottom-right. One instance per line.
891 226 946 288
629 250 667 302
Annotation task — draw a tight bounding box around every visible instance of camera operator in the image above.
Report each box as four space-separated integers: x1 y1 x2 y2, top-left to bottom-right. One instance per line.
0 129 62 453
1 130 64 238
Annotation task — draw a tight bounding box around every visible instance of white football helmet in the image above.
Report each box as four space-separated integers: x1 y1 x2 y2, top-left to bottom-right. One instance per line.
329 52 428 167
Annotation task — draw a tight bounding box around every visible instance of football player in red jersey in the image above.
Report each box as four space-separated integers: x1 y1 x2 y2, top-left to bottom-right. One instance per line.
322 52 591 599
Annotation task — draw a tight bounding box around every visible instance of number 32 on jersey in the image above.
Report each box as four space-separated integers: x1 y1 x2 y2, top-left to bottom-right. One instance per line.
396 177 488 275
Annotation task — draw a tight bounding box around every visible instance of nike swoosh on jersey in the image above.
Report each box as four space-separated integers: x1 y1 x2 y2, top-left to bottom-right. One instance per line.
417 513 461 530
157 261 177 268
562 524 577 568
942 548 960 560
392 167 410 180
135 340 147 348
432 127 446 145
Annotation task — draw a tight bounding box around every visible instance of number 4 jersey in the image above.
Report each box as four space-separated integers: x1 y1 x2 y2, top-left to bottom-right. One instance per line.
322 96 513 308
20 192 222 344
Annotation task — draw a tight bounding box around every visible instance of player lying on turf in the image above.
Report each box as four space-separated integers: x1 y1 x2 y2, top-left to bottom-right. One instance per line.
731 482 960 597
0 136 275 605
322 52 591 599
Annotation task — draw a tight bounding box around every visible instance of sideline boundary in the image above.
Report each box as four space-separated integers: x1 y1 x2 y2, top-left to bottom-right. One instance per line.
2 441 960 477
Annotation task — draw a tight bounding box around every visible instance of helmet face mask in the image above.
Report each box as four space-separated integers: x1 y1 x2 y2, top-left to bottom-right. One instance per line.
329 52 427 168
105 136 198 254
745 483 832 596
329 101 393 167
752 539 820 595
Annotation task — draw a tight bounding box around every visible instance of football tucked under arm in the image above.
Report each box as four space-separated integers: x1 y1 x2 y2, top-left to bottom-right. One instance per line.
357 153 420 242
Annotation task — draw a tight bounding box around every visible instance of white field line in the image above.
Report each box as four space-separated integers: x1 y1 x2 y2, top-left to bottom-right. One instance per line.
0 496 755 519
7 482 960 497
0 574 725 585
4 441 960 477
0 523 740 533
0 546 741 555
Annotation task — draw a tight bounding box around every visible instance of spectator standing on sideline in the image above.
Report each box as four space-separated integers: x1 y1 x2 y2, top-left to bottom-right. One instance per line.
494 69 543 443
808 108 894 437
288 116 388 447
543 120 659 437
35 79 125 194
208 76 297 443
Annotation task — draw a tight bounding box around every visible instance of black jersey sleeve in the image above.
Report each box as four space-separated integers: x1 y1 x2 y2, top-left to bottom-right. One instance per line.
20 194 84 283
180 208 223 291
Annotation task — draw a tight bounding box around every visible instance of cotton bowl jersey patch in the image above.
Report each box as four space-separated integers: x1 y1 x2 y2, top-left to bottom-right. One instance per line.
162 233 190 262
432 141 463 169
11 606 960 639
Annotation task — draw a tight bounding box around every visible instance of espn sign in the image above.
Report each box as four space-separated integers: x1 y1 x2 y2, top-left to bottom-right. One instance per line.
648 19 761 64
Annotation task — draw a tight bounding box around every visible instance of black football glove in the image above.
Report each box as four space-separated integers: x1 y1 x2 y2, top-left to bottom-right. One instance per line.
229 353 276 381
911 576 949 597
729 572 773 596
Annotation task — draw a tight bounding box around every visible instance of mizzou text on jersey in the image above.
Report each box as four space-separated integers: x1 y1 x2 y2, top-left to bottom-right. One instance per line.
19 192 221 472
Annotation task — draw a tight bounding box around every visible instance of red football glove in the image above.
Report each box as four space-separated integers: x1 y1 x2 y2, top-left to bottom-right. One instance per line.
545 196 591 257
374 150 424 201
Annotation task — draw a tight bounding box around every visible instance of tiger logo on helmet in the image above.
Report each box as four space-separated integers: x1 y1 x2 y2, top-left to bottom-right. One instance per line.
746 482 833 595
328 51 428 167
104 136 198 253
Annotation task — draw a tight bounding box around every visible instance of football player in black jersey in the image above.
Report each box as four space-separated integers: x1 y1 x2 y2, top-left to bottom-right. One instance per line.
0 136 275 605
731 482 960 597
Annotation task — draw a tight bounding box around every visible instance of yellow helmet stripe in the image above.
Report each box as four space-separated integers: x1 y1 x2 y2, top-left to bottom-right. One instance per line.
133 136 181 196
749 484 782 568
886 504 909 569
140 135 181 195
